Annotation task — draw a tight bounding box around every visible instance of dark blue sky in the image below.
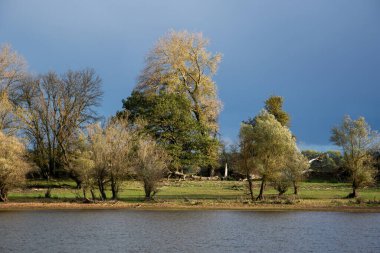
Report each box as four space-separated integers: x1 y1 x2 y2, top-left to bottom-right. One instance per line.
1 0 379 150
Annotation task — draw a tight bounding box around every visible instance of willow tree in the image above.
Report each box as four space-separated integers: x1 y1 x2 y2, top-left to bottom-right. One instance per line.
331 116 379 198
135 137 170 200
250 111 296 200
133 30 222 175
88 119 135 200
0 131 30 201
283 151 310 195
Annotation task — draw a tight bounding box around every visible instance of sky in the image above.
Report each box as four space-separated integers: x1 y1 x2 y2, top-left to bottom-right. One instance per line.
1 0 379 151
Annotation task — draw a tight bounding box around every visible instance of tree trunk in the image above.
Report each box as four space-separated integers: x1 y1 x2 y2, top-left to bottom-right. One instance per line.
256 179 265 200
111 183 118 200
246 173 254 201
70 171 82 189
0 188 8 202
44 176 52 198
208 165 214 177
144 188 152 201
348 179 358 198
145 192 151 201
90 189 96 201
98 180 107 201
348 185 357 198
82 188 87 200
144 182 153 201
45 188 52 198
293 181 298 195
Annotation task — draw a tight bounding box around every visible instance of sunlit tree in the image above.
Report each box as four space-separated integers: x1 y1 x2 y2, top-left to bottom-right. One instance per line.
0 44 27 92
331 116 379 198
264 95 290 127
135 137 170 200
250 111 296 200
134 30 222 174
0 44 27 134
274 151 309 195
17 69 103 182
88 119 135 200
0 131 30 201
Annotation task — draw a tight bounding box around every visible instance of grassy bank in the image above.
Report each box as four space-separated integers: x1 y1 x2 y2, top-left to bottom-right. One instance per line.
1 180 380 211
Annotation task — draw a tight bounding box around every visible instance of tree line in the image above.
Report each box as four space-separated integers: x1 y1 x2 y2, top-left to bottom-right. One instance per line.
1 30 379 202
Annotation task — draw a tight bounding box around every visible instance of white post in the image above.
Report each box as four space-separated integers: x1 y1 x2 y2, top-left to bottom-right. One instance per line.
224 163 228 178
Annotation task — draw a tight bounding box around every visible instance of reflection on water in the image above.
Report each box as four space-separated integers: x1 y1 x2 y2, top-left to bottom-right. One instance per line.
0 210 379 252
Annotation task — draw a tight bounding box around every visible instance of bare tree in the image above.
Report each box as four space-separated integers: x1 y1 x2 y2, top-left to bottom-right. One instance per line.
0 131 30 201
135 137 170 200
87 119 135 200
69 132 97 201
17 69 103 184
331 116 379 198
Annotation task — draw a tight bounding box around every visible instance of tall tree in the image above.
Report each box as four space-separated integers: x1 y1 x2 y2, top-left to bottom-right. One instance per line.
0 44 27 92
250 111 296 200
17 69 103 183
133 30 222 174
264 95 290 127
330 116 379 198
0 44 27 134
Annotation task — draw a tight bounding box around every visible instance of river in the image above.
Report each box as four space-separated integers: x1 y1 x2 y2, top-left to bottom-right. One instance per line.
0 210 379 252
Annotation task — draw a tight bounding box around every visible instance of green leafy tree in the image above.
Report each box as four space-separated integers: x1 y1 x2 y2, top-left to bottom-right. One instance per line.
250 111 296 200
264 95 290 127
132 30 222 175
284 151 309 195
331 116 379 198
120 91 208 173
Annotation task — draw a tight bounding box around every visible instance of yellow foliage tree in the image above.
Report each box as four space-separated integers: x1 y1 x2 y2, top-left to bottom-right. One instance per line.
0 131 29 201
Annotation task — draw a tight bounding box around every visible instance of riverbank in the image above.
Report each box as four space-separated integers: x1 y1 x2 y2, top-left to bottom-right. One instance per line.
3 180 379 212
1 199 380 212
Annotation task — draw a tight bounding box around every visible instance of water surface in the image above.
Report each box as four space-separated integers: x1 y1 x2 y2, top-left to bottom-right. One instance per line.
0 210 379 252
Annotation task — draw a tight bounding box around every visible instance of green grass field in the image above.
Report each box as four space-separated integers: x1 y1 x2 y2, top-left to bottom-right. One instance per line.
7 179 380 205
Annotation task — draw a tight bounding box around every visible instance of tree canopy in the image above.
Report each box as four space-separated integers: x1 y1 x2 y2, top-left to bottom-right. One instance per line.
247 110 296 200
331 115 379 197
264 95 290 127
121 31 222 173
